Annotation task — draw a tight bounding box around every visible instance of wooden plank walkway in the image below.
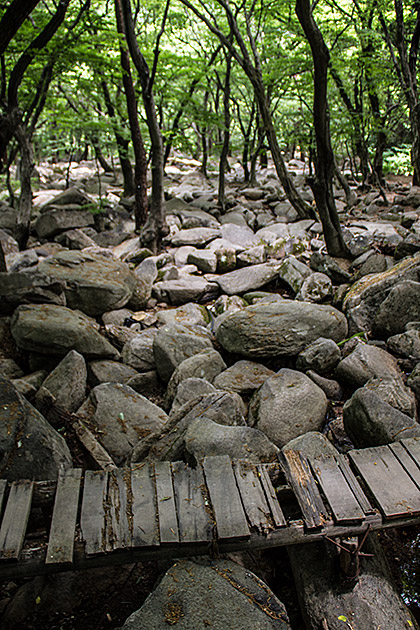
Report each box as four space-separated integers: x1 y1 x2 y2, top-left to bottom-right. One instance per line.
1 440 420 579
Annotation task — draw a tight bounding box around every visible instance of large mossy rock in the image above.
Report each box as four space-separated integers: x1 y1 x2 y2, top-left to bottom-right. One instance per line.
215 300 347 358
11 303 119 359
343 252 420 335
38 250 137 316
121 559 291 630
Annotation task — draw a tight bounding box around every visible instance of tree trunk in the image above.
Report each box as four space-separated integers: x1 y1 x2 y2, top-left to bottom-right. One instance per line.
14 122 33 249
114 0 148 233
0 240 6 272
120 0 166 252
92 136 113 173
100 79 135 197
218 53 231 212
296 0 350 257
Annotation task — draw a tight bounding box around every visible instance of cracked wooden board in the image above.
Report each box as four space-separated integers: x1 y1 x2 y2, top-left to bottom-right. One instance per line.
80 470 108 555
349 445 420 518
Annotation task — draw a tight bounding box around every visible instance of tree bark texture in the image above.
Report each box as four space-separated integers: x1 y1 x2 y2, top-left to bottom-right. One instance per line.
120 0 166 252
114 0 148 231
218 52 232 211
296 0 350 257
100 79 135 197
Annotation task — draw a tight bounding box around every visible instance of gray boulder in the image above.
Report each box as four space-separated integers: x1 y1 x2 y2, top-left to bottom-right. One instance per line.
0 271 66 315
11 304 119 359
387 329 420 364
187 249 218 273
343 252 420 334
121 329 158 372
87 360 138 387
373 280 420 337
216 300 347 358
335 343 402 389
129 258 158 310
282 431 337 458
34 350 87 421
165 349 227 407
249 369 328 448
77 383 168 465
213 360 274 395
306 371 343 401
38 250 137 316
343 387 420 447
137 391 246 462
296 338 341 375
220 223 260 247
0 376 72 480
277 256 312 293
296 272 333 302
170 378 217 414
171 227 220 247
408 363 420 403
6 248 39 272
35 206 95 239
152 276 219 305
121 559 291 630
156 303 209 328
185 417 279 463
153 323 214 382
214 262 280 295
363 377 417 418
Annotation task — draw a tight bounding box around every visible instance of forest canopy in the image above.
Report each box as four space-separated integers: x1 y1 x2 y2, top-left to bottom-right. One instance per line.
0 0 419 252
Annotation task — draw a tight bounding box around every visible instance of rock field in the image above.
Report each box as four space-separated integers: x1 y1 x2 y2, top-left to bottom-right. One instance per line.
1 158 420 628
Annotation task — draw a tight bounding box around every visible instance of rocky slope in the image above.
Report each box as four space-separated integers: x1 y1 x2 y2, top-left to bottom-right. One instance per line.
1 158 420 629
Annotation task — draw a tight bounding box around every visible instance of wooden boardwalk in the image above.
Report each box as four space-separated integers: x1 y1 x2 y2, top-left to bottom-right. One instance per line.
1 439 420 579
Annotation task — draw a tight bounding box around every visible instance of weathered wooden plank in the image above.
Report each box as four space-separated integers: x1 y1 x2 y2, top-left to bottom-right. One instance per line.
279 450 328 529
336 454 375 515
0 480 33 560
80 470 107 555
233 462 273 533
107 469 132 551
401 438 420 472
154 461 179 544
202 456 249 540
309 455 365 524
349 446 420 518
46 469 82 565
172 462 213 543
0 480 7 515
257 465 287 528
131 464 159 547
389 442 420 489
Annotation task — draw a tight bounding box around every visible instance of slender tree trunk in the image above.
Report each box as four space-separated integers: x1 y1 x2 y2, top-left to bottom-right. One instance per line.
14 122 33 249
92 136 113 173
100 79 135 196
254 78 316 219
218 53 231 211
120 0 166 252
114 0 148 232
296 0 350 258
0 240 6 272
